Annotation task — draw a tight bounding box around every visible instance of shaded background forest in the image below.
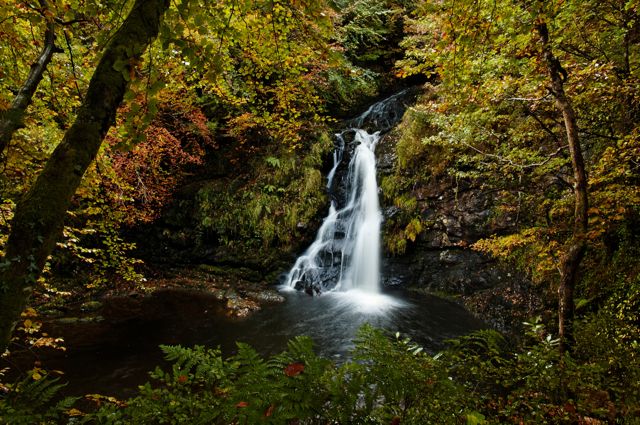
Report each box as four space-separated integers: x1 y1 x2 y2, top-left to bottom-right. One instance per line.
1 0 639 423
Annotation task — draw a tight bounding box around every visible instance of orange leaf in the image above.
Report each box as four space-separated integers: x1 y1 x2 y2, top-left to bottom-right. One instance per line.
284 362 304 377
236 401 249 408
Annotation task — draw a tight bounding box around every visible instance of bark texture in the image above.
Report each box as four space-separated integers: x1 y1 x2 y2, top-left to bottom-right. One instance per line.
0 0 170 352
537 21 589 354
0 2 59 157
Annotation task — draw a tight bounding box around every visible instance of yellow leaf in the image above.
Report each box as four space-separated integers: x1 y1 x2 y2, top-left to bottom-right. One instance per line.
67 408 84 417
21 308 37 317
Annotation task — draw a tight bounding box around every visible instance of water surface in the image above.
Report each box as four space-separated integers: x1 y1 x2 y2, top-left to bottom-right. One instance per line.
37 287 483 398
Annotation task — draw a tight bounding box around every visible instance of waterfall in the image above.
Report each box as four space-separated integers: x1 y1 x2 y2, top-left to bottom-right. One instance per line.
284 90 413 296
337 130 382 293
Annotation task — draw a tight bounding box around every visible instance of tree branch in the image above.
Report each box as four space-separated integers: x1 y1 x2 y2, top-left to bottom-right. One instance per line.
0 0 61 157
0 0 170 353
462 140 567 170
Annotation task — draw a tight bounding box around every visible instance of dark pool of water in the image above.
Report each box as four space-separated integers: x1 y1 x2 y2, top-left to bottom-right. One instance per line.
10 287 484 399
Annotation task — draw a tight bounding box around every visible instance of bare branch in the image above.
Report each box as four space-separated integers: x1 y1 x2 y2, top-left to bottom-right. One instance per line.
506 94 552 102
461 140 567 170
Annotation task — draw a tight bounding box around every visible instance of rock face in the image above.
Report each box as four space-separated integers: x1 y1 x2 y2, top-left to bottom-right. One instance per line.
376 98 544 332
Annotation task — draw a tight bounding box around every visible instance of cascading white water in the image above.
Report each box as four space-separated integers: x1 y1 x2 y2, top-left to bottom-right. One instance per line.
284 129 382 294
336 130 382 292
284 90 413 299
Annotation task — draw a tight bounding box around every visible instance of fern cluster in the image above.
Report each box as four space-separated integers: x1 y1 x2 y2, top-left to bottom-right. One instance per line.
0 374 77 425
87 326 486 424
3 320 638 423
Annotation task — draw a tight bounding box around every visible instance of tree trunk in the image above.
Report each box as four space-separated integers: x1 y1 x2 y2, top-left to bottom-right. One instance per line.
0 1 59 158
0 0 170 352
536 21 589 354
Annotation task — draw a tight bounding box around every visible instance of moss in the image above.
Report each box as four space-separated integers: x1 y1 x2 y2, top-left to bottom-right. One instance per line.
194 130 332 258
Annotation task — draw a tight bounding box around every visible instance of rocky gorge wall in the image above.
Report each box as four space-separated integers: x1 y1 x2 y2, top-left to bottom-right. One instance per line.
376 87 546 332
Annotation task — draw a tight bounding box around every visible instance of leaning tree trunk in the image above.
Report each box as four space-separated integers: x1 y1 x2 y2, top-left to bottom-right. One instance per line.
0 0 170 352
0 0 59 158
537 21 589 355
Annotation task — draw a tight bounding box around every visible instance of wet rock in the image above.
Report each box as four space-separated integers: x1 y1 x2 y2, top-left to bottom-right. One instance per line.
80 301 102 313
209 287 227 301
439 250 464 265
462 280 546 332
246 290 285 304
384 206 401 219
53 317 82 325
383 276 403 287
441 216 463 238
374 88 535 332
225 297 259 317
39 308 65 318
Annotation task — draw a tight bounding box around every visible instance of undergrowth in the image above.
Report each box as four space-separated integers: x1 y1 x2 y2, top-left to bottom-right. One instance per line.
3 319 638 424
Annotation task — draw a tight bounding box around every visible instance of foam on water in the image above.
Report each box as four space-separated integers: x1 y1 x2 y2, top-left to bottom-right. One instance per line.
327 290 407 314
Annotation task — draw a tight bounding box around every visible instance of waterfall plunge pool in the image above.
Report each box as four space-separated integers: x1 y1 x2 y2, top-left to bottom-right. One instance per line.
24 286 484 399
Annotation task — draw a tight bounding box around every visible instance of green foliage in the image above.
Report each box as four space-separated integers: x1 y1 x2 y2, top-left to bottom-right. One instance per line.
87 321 640 423
0 372 77 425
0 320 632 424
334 0 407 63
345 325 469 424
195 132 332 255
322 64 381 116
391 0 640 290
380 101 437 255
52 197 143 290
159 0 336 149
90 336 332 424
89 325 479 424
444 317 640 423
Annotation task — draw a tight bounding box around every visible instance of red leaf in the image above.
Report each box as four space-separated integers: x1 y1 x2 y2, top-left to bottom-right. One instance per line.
177 375 188 384
264 404 275 417
236 401 249 408
284 362 305 377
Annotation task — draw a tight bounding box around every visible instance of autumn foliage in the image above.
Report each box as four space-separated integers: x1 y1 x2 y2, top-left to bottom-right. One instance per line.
100 101 214 226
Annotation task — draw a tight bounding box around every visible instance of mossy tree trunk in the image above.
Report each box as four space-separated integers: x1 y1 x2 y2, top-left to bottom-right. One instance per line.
0 0 170 352
0 0 60 159
537 21 589 355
